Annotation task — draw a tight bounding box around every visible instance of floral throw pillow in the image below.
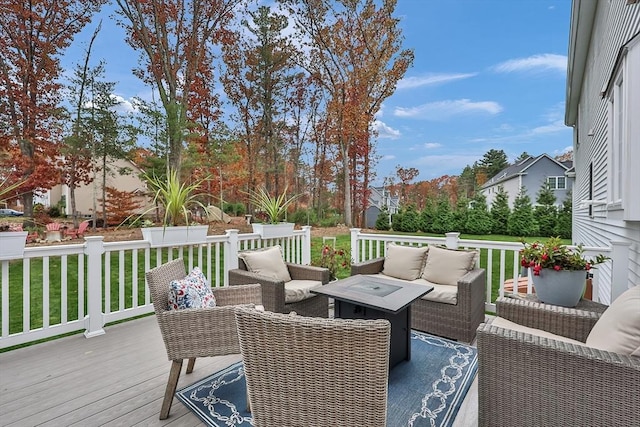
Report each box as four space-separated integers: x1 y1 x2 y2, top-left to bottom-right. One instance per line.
167 267 216 310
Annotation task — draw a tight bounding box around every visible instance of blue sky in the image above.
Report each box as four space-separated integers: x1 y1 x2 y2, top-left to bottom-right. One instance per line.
61 0 573 185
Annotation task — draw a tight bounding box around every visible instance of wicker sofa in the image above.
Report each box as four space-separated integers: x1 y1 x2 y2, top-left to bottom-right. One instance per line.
350 244 486 343
228 245 330 318
477 288 640 427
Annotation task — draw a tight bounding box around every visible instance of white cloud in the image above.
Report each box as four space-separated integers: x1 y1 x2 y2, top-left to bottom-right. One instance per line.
372 120 401 139
112 94 137 114
396 72 477 90
394 99 503 120
530 120 568 135
381 154 396 161
493 54 567 74
424 142 442 149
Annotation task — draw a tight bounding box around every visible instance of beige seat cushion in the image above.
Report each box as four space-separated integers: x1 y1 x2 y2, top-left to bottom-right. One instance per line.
239 245 291 282
285 279 323 303
492 316 585 346
412 279 458 305
421 245 478 286
381 243 429 281
585 285 640 356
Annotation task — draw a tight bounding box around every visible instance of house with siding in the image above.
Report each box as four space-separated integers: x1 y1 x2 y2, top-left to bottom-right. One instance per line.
364 186 399 228
565 0 639 304
480 154 573 209
39 157 151 219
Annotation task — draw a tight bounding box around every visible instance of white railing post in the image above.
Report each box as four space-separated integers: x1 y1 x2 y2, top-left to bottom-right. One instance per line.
350 228 361 263
224 229 239 286
301 226 312 265
84 236 105 338
445 232 460 249
610 240 631 302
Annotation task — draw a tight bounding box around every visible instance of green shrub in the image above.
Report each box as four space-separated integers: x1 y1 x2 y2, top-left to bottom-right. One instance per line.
375 207 391 230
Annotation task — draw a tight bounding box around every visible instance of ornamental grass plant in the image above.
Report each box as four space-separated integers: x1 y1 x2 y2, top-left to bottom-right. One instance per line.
519 236 609 276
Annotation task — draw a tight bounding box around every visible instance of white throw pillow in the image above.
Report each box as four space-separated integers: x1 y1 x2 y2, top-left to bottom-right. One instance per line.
585 285 640 356
421 245 478 286
382 243 429 281
239 245 291 282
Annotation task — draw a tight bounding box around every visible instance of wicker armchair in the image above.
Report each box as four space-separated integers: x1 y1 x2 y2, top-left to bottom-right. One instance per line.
228 258 330 317
234 306 391 427
351 257 486 342
145 258 262 420
477 296 640 427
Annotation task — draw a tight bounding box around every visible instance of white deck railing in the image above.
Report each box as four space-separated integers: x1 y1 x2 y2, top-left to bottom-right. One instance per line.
1 226 629 349
0 227 311 349
350 229 629 313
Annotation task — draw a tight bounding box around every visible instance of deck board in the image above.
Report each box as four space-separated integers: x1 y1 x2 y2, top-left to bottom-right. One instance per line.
0 314 479 426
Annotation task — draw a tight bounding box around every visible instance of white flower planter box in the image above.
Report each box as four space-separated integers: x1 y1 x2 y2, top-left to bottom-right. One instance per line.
141 225 209 248
251 222 295 239
0 231 28 260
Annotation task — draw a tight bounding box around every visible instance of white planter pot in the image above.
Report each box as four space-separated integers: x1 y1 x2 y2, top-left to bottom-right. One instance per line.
141 225 209 248
251 222 295 239
0 231 28 260
533 269 587 307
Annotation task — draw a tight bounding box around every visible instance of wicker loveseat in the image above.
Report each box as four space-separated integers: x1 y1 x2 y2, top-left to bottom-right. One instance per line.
228 245 330 318
350 243 486 343
477 287 640 427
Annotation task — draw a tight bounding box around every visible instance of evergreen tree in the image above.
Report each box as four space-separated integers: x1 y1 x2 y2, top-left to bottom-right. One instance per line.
507 187 539 236
466 192 493 234
431 196 455 234
391 211 403 232
554 191 573 239
490 185 510 235
375 206 391 231
534 182 557 237
419 198 437 233
452 195 469 233
479 149 509 179
394 204 419 232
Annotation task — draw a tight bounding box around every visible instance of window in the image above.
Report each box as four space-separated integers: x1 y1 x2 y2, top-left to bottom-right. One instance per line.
547 176 566 190
604 32 640 220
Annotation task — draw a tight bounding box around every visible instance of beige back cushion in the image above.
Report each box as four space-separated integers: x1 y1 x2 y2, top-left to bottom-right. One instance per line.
586 285 640 356
382 243 429 281
421 245 478 286
239 245 291 282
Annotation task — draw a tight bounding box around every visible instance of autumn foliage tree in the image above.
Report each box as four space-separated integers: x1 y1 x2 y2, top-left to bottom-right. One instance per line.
280 0 413 226
0 0 105 216
114 0 241 173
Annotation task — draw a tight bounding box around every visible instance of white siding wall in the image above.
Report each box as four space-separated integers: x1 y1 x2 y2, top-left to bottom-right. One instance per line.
571 1 640 304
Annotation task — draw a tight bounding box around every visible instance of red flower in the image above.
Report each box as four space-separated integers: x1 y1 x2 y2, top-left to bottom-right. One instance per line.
553 265 561 271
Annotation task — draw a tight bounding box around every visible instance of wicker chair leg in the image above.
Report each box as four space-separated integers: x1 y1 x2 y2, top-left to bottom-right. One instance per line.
186 357 196 374
160 360 183 420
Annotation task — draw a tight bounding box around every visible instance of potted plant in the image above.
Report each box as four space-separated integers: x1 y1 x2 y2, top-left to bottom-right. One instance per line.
519 237 609 307
0 176 27 260
315 244 351 281
137 169 210 247
247 186 299 238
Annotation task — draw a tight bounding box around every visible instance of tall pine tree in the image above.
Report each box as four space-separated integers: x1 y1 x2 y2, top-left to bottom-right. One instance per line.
554 190 572 239
507 187 539 236
466 192 492 234
534 182 557 237
491 185 510 235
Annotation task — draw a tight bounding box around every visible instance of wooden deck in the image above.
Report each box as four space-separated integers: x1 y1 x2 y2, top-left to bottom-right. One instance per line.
0 315 478 426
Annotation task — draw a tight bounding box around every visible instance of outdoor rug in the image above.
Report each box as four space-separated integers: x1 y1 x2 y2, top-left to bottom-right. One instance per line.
176 330 478 427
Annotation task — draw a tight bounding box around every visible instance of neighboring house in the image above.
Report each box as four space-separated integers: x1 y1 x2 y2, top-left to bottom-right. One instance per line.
364 186 399 228
45 158 151 218
481 154 573 209
565 0 640 304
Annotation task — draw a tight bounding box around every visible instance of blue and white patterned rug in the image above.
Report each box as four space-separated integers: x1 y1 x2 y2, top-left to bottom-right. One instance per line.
176 330 477 427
